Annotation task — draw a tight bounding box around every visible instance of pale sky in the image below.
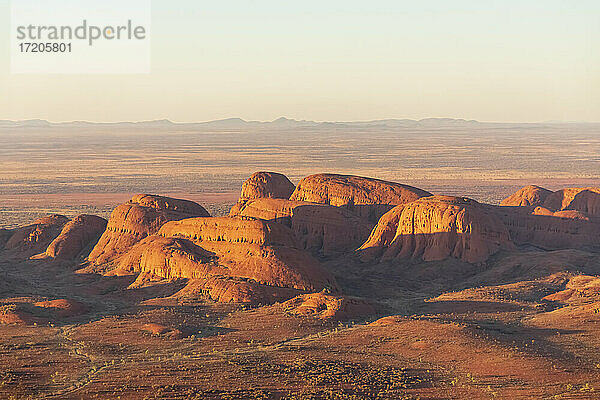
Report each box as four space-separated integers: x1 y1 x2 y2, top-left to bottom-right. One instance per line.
0 0 598 123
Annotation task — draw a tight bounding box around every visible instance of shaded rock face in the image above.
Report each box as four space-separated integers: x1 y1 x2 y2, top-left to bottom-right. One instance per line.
88 194 209 266
283 293 375 321
289 174 432 223
43 215 108 260
500 185 552 207
496 206 600 250
230 198 373 256
0 229 12 249
115 216 336 302
543 187 600 216
230 172 296 215
359 196 513 264
5 215 69 255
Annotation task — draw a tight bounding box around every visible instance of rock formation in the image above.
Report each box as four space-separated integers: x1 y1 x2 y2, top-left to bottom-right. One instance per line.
543 275 600 303
500 185 552 207
42 215 108 260
87 194 209 266
230 172 296 215
230 198 373 255
283 293 375 320
289 174 432 223
167 276 301 304
5 215 69 255
496 206 600 250
542 187 600 216
114 216 336 303
359 196 513 264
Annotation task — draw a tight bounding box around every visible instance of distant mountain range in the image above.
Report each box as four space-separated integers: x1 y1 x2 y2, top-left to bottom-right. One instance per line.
0 117 596 129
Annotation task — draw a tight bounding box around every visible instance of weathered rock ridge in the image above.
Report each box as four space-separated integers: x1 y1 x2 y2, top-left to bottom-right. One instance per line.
87 194 209 266
289 174 432 223
230 198 373 255
115 216 336 302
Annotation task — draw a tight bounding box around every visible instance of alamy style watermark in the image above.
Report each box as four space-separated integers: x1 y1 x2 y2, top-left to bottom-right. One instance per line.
10 0 151 73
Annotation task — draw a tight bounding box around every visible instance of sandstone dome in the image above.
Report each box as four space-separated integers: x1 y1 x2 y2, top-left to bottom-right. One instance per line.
43 214 107 260
114 216 337 303
87 194 210 266
500 185 552 207
359 196 513 264
289 174 432 223
230 171 296 215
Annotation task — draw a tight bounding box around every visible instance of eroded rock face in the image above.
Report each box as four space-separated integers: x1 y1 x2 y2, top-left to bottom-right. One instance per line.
5 215 69 255
283 293 375 321
543 187 600 216
114 216 336 301
290 174 432 223
496 206 600 250
87 194 209 266
43 215 108 260
500 185 552 207
230 198 373 255
359 196 513 264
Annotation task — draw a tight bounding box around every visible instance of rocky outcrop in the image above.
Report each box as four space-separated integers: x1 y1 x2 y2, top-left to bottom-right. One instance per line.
543 187 600 216
114 216 336 302
543 275 600 303
230 172 296 215
87 194 209 266
283 293 375 320
289 174 432 223
163 276 301 304
42 215 107 260
500 185 552 207
5 215 69 255
230 198 373 255
359 196 513 264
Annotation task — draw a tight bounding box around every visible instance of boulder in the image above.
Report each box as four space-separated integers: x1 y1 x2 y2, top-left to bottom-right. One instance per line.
290 174 432 223
230 198 373 255
87 194 209 266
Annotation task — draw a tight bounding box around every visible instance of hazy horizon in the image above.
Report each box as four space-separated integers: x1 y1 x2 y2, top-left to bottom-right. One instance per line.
2 116 600 125
1 0 598 123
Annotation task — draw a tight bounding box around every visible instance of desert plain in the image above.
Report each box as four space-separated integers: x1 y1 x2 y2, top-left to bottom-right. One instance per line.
1 119 600 399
